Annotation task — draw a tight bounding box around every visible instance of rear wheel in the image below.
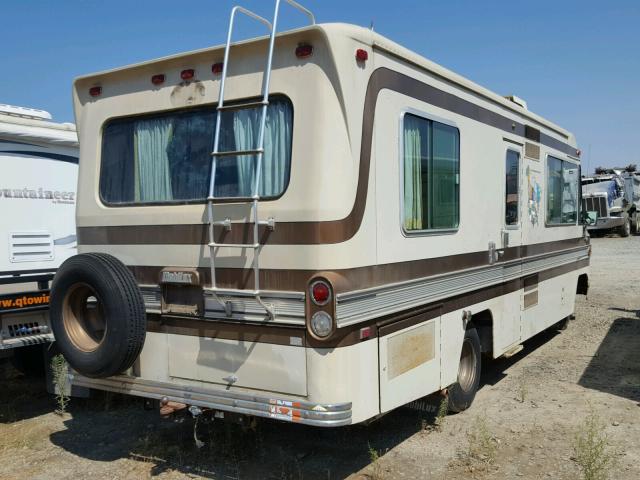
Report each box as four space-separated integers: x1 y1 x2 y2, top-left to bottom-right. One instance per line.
620 217 631 237
448 327 482 413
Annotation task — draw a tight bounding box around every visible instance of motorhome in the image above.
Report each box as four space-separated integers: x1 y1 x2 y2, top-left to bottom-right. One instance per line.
0 104 78 370
52 0 590 426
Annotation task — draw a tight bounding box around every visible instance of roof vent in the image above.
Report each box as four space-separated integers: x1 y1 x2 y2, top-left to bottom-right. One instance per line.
504 95 528 110
0 104 52 121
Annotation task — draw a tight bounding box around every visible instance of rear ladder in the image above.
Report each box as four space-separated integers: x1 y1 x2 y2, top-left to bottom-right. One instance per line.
205 1 315 320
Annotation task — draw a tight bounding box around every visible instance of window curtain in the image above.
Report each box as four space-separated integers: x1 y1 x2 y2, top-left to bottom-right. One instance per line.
403 115 424 230
231 108 260 197
229 101 293 198
134 118 173 202
263 102 292 196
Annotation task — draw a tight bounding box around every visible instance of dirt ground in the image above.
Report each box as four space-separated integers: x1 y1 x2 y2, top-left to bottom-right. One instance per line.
1 235 639 480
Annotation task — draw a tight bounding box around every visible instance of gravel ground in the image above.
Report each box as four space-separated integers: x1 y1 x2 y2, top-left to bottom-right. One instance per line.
0 235 639 480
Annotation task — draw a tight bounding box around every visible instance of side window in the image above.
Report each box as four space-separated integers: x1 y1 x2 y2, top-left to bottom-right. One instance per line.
402 114 460 231
546 156 579 225
505 150 520 226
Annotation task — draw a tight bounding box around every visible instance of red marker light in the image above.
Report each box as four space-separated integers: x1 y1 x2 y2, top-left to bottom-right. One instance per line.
359 326 373 340
180 69 195 81
212 63 224 75
295 44 314 59
89 86 102 97
151 74 165 85
310 280 331 306
356 49 369 62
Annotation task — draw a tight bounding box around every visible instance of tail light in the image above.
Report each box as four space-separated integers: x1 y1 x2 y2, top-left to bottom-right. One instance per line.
89 86 102 97
310 280 331 306
212 63 224 75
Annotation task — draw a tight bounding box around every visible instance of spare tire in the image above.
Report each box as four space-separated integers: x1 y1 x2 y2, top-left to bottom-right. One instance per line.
50 253 146 378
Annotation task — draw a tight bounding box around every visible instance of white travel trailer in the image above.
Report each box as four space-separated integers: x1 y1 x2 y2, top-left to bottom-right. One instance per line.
0 104 78 368
52 1 590 426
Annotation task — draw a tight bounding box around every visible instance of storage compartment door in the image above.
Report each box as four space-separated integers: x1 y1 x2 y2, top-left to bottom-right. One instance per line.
168 334 307 396
379 312 440 413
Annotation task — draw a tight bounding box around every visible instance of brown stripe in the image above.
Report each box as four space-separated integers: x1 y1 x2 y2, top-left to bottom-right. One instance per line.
78 69 579 247
146 257 589 348
146 314 304 347
131 237 588 292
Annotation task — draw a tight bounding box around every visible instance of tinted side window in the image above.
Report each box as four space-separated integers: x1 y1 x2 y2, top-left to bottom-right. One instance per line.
402 114 460 231
546 156 579 224
505 150 520 226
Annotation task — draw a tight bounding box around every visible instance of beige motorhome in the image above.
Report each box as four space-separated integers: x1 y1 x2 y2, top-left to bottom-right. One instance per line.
51 1 590 426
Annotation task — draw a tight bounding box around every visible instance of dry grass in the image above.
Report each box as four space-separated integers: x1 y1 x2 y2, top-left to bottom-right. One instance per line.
573 409 616 480
466 414 497 465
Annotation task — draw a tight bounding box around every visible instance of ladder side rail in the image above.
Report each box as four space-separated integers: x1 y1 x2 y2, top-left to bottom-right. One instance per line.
248 0 315 317
206 6 272 311
279 0 316 25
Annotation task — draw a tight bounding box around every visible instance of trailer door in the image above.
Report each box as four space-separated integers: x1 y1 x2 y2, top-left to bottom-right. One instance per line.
496 145 523 352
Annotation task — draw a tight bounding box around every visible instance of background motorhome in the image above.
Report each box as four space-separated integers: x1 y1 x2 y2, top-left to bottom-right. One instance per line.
581 166 640 236
0 104 78 372
53 1 589 427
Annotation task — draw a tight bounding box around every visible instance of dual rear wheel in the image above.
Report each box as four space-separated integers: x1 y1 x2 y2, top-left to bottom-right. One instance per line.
448 327 482 413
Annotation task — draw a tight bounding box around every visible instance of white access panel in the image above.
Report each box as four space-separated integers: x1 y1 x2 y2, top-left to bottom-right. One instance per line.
379 317 440 413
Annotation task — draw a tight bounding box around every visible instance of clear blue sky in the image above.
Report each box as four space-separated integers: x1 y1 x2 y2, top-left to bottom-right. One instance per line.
2 0 638 172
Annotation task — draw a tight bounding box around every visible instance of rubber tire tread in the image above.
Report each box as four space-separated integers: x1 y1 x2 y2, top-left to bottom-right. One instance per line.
50 253 146 378
448 327 482 414
620 218 631 237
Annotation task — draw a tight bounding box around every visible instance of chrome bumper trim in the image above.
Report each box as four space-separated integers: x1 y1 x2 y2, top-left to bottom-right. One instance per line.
71 374 352 427
0 333 53 350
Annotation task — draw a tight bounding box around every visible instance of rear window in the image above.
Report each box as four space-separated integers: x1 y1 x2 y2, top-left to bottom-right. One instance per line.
99 97 293 205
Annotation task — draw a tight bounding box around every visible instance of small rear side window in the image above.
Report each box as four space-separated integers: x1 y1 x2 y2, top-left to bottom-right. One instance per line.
99 97 293 205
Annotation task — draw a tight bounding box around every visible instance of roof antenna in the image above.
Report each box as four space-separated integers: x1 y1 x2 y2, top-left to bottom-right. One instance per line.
370 20 375 31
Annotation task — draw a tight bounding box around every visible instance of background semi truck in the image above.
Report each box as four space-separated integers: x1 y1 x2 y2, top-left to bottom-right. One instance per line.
0 104 78 373
581 166 640 237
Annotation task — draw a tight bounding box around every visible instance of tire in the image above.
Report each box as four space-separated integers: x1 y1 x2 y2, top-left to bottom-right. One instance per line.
49 253 146 378
555 316 570 331
11 344 47 377
448 327 482 413
620 218 631 237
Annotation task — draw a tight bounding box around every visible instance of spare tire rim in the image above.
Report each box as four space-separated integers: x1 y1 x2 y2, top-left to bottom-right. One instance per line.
62 283 107 353
458 338 477 393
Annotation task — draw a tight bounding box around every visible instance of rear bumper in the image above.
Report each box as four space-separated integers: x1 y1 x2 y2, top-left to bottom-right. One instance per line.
71 374 353 427
587 216 625 230
0 333 53 350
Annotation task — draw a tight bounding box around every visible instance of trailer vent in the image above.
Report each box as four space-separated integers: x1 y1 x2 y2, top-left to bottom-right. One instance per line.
9 232 54 263
582 197 607 218
525 142 540 160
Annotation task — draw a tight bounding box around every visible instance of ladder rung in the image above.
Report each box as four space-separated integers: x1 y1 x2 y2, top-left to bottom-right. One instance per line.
207 196 258 202
211 148 263 157
217 100 269 111
209 242 259 249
